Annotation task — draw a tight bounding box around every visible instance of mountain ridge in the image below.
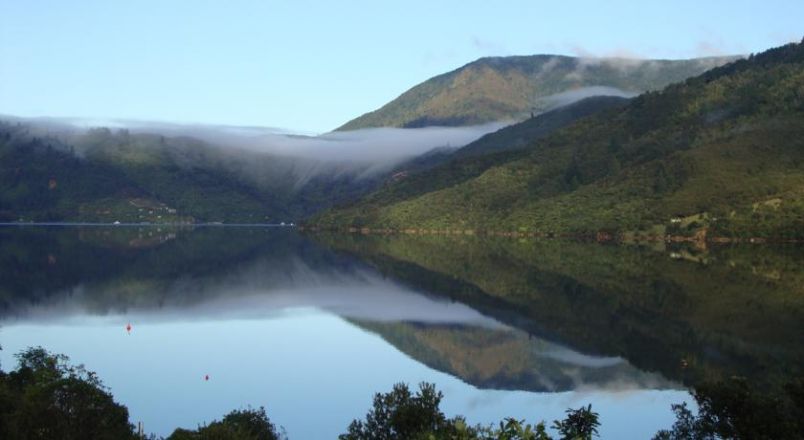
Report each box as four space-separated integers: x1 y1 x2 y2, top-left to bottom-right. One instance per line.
336 54 740 130
325 96 630 215
313 41 804 240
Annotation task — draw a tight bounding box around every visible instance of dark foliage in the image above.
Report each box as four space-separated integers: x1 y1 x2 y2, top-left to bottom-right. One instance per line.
654 377 804 440
552 405 600 440
316 40 804 239
339 382 461 440
340 382 602 440
167 407 283 440
0 347 136 440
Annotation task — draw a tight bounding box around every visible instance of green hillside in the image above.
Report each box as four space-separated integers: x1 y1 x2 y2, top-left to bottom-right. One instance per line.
452 95 630 158
337 54 738 130
313 41 804 240
0 124 285 223
327 96 629 216
0 123 385 223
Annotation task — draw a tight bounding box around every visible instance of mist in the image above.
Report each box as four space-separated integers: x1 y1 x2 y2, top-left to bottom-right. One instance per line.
538 86 638 109
19 115 506 166
5 115 510 192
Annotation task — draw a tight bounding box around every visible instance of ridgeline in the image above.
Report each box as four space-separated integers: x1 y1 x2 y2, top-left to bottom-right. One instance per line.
313 41 804 242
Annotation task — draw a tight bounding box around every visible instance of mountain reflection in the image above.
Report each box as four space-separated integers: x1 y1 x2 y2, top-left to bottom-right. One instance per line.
352 321 675 392
0 226 685 394
315 232 804 391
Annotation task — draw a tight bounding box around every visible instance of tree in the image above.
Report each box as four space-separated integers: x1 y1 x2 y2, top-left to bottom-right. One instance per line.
167 407 284 440
0 347 136 440
479 418 552 440
552 405 600 440
652 403 714 440
339 382 461 440
653 377 804 440
341 382 602 440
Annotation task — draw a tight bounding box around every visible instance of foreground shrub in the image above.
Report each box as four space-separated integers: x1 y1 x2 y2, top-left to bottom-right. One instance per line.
0 347 136 440
167 406 284 440
340 382 599 440
654 377 804 440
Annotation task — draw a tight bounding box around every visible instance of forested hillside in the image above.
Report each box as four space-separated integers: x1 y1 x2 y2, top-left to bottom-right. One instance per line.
0 123 387 223
314 41 804 240
338 54 737 130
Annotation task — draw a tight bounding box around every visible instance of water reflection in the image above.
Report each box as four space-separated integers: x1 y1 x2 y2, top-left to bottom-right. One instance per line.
352 321 675 393
317 233 804 390
5 226 800 437
0 226 672 393
0 313 688 439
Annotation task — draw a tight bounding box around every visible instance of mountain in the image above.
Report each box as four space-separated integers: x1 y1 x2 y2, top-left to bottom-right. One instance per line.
0 124 279 223
451 95 630 159
337 54 739 130
0 95 624 224
325 95 630 215
312 41 804 240
0 122 389 223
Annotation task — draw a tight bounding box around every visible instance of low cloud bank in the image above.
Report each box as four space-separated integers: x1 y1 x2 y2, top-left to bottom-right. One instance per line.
538 86 638 109
130 121 508 165
22 116 508 167
3 116 510 188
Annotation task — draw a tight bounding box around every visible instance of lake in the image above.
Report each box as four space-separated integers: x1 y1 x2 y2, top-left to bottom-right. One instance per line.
1 226 802 438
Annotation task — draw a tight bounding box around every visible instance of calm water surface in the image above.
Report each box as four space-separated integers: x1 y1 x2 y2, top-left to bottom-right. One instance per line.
1 226 802 438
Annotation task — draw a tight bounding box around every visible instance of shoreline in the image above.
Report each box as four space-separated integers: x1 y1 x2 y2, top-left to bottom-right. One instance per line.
298 225 804 245
0 222 296 228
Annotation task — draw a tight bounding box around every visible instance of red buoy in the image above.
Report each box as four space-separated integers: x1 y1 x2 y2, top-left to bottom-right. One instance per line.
126 323 132 334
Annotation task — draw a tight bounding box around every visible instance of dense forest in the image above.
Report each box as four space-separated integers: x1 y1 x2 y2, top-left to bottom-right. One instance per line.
314 41 804 241
0 94 630 225
0 123 391 224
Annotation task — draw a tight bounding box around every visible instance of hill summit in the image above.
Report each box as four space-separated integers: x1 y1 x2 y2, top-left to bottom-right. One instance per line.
315 41 804 241
337 54 739 130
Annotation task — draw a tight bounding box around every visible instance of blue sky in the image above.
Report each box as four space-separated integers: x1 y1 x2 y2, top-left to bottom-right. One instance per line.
1 0 801 133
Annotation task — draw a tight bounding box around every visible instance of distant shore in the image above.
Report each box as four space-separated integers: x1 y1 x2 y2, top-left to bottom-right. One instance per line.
0 222 296 228
299 225 804 244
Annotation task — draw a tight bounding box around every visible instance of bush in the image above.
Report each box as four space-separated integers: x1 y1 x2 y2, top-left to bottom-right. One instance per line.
654 377 804 440
339 382 462 440
167 407 284 440
0 347 137 440
340 382 600 440
552 405 600 440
